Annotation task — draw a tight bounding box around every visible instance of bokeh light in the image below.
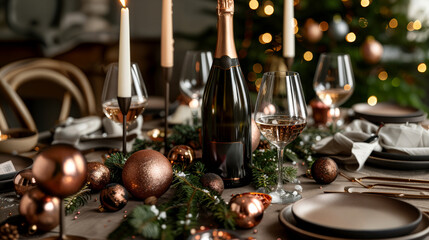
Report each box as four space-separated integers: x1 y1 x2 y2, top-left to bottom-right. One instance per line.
378 71 388 81
346 32 356 42
367 96 377 106
303 51 313 61
418 63 427 73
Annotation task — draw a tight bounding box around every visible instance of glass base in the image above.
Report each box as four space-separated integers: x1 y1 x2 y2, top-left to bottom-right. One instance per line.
269 189 301 204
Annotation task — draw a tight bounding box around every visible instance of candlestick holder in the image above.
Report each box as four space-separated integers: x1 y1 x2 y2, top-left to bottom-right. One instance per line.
117 97 131 154
284 57 294 70
163 67 173 155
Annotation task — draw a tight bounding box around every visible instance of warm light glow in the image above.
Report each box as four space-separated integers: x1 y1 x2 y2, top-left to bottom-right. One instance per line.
293 18 298 27
64 159 77 175
378 71 388 80
264 4 274 15
45 201 55 211
319 21 329 31
367 96 377 106
0 130 7 141
413 20 422 30
263 104 277 115
249 0 259 10
255 78 262 91
346 32 356 42
407 21 414 31
389 18 398 28
253 63 263 73
120 0 127 7
344 84 352 91
303 51 313 61
418 63 427 73
260 33 272 44
152 129 161 138
189 99 199 109
294 26 299 34
361 0 370 7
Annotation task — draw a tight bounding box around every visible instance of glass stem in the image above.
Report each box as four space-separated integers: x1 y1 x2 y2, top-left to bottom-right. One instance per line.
276 146 285 192
330 106 337 132
191 108 198 126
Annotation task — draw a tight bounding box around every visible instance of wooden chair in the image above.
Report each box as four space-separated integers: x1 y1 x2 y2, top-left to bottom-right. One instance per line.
0 58 97 132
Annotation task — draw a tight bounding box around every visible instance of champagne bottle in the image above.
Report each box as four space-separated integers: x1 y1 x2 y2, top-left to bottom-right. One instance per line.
202 0 251 188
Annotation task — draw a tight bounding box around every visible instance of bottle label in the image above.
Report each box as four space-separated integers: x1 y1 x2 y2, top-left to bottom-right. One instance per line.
213 56 239 70
210 141 244 178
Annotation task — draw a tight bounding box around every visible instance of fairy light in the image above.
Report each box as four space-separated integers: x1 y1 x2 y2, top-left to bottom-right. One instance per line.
253 63 263 73
264 4 274 16
367 96 377 106
418 63 427 73
389 18 398 28
346 32 356 42
319 21 329 31
361 0 370 7
259 33 272 44
303 51 313 61
249 0 259 10
378 71 388 81
407 21 414 31
413 20 422 30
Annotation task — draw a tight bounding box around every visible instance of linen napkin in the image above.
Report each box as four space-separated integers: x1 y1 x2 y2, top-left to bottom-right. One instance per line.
313 119 429 171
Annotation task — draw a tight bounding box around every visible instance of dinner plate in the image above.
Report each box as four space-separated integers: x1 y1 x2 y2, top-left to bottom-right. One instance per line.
279 205 429 240
291 193 422 239
0 153 33 181
352 103 427 124
367 155 429 170
371 151 429 161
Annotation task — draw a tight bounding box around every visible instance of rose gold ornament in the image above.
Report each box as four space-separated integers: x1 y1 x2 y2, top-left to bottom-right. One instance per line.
167 145 195 169
361 37 383 64
311 157 339 184
86 162 110 192
13 169 37 197
122 150 173 200
251 119 260 152
230 192 272 210
200 173 224 195
32 144 87 198
99 183 129 212
229 194 264 229
19 188 60 232
303 19 323 43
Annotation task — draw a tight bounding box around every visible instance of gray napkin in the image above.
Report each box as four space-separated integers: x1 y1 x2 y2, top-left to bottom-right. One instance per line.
314 119 429 171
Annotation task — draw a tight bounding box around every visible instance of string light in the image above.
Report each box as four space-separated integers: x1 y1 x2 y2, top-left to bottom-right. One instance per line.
413 20 422 30
378 71 388 81
319 21 329 31
264 1 274 16
249 0 259 10
253 63 263 73
361 0 370 7
418 63 427 73
367 96 377 106
388 18 398 28
346 32 356 42
259 33 272 44
303 51 313 61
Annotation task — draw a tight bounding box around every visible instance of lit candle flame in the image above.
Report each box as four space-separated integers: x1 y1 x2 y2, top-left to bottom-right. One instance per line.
120 0 127 7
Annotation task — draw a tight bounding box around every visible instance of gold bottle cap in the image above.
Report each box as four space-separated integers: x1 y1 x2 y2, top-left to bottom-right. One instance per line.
217 0 234 15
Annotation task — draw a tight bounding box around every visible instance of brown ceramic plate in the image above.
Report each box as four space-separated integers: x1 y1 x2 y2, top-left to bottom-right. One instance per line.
279 204 429 240
352 103 426 124
0 153 33 181
291 193 422 239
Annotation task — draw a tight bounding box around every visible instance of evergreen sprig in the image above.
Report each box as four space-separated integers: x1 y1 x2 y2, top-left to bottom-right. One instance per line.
104 152 128 183
64 183 91 215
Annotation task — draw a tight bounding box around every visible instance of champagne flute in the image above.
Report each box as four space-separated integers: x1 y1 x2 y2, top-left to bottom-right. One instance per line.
179 50 213 125
313 53 354 130
101 63 148 127
254 71 307 204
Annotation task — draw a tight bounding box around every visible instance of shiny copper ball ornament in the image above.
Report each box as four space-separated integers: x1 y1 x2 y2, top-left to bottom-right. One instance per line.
86 162 111 192
361 37 383 64
19 188 60 232
13 169 37 197
231 192 272 211
303 19 323 43
229 194 264 229
100 183 129 212
311 157 339 184
251 119 261 152
32 144 87 198
200 173 224 195
122 150 173 200
167 145 195 169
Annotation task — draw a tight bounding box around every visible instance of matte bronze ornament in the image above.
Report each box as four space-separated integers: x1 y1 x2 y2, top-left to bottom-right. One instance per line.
13 169 37 197
32 144 87 198
311 157 339 184
19 188 60 232
122 150 173 200
86 162 110 192
167 145 195 169
99 183 129 212
229 194 264 229
251 119 260 152
200 173 224 195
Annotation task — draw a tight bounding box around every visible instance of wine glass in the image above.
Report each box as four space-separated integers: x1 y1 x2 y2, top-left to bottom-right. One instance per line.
254 71 307 204
313 53 354 130
101 63 148 127
179 50 213 125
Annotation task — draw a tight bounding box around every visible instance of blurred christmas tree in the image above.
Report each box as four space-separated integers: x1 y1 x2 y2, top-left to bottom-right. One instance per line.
191 0 429 111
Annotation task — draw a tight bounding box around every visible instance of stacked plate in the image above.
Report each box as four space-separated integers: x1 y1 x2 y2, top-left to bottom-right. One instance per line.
279 193 429 239
352 103 427 124
0 153 33 192
367 151 429 170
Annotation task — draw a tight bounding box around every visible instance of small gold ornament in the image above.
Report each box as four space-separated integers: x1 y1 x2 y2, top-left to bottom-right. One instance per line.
311 157 339 184
86 162 111 192
229 194 264 229
13 169 37 197
99 183 129 212
167 145 195 169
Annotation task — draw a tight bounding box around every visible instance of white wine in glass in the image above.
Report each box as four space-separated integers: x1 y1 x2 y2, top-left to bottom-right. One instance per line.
102 63 148 126
254 71 307 204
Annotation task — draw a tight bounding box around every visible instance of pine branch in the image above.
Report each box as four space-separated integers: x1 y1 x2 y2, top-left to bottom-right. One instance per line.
64 184 91 215
104 152 127 183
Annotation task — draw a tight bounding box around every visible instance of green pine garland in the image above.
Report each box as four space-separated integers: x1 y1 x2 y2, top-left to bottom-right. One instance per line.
64 184 91 215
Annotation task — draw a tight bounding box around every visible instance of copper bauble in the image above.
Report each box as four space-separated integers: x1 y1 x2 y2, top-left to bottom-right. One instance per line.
86 162 110 192
311 157 339 184
19 188 60 232
32 144 87 198
229 194 264 229
231 192 272 210
200 173 224 195
251 119 261 152
100 183 129 212
167 145 195 169
303 19 323 43
13 169 37 197
122 150 173 200
361 37 383 64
